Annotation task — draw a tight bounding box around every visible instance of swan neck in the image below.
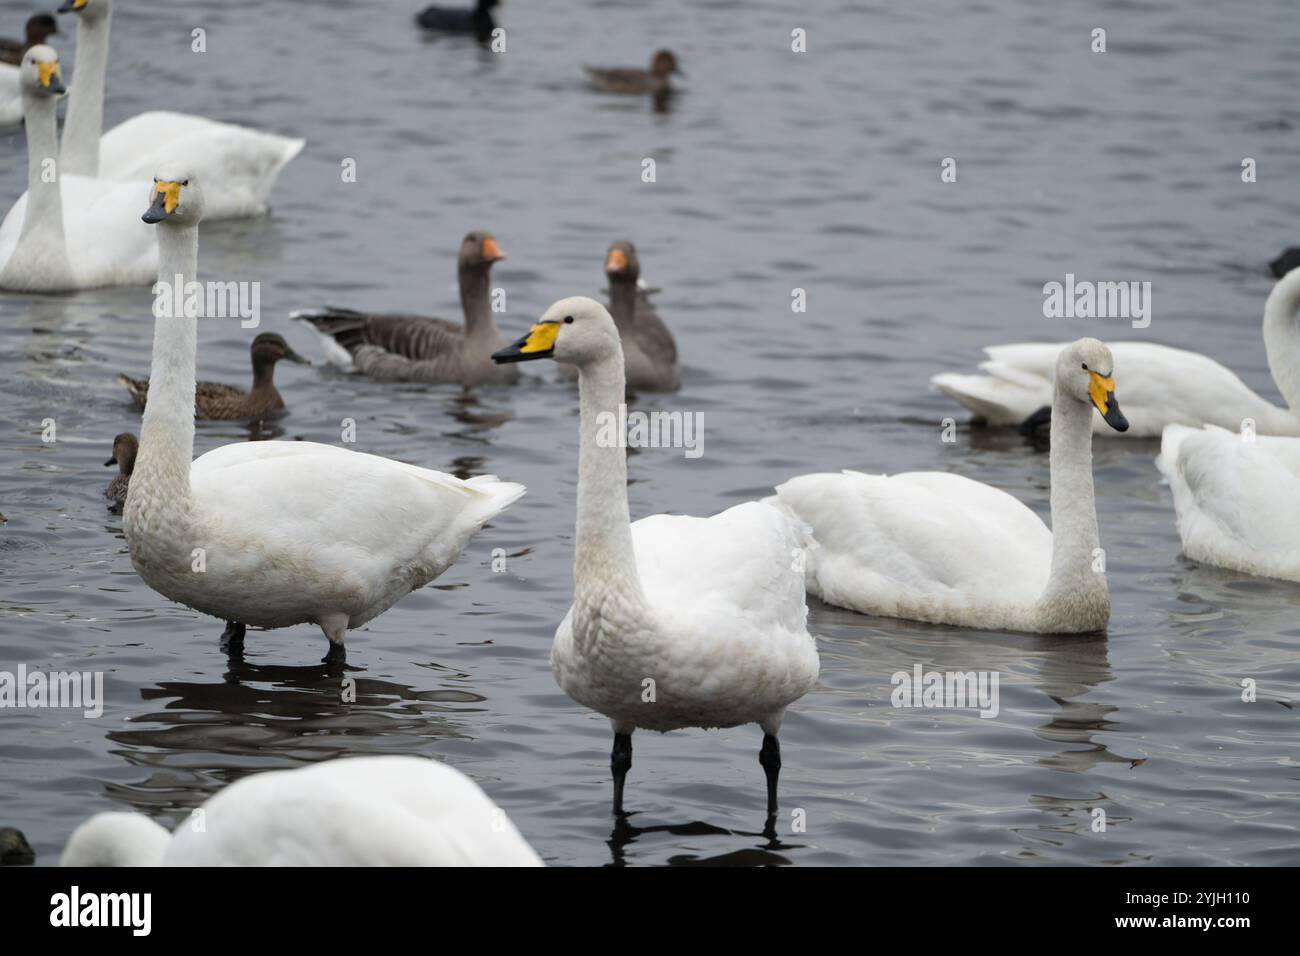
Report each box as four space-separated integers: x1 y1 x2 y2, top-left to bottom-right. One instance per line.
61 10 110 177
574 350 649 616
459 266 496 340
18 89 64 248
129 223 199 520
1037 390 1107 622
1262 269 1300 418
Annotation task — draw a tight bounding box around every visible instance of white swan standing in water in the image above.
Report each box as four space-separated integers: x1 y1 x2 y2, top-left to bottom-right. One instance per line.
122 169 524 663
492 297 819 818
51 0 303 220
0 46 156 292
60 757 543 866
1156 425 1300 583
773 339 1128 634
931 267 1300 438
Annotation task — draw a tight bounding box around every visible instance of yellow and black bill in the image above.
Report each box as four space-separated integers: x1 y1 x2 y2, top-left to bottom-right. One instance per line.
36 60 64 94
1088 371 1128 432
492 322 561 364
57 0 87 14
142 180 184 224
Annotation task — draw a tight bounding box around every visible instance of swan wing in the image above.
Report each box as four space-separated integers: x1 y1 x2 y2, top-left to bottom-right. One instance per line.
99 111 304 220
0 175 157 288
0 62 20 125
162 757 542 866
1156 425 1300 581
774 470 1051 617
934 342 1283 436
190 440 523 568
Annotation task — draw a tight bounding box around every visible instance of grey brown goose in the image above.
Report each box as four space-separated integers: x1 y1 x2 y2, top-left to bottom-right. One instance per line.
0 13 56 66
117 333 309 420
103 431 136 514
559 241 680 392
293 230 518 387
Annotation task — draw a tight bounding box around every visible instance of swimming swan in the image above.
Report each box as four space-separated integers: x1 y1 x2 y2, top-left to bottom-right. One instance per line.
293 231 518 387
492 297 819 817
60 756 543 866
774 339 1129 634
121 169 524 663
55 0 303 220
931 268 1300 438
0 46 156 292
1156 424 1300 583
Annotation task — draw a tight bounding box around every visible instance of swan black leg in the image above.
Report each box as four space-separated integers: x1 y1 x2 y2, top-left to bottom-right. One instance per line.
219 621 245 654
322 641 346 665
611 732 633 815
760 733 781 817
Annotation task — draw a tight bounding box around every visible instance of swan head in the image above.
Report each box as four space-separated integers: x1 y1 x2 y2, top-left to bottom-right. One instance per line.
60 812 170 867
142 167 205 226
104 432 138 473
459 230 506 272
604 241 641 282
251 332 311 368
491 296 620 367
18 46 65 98
1057 338 1128 432
57 0 109 23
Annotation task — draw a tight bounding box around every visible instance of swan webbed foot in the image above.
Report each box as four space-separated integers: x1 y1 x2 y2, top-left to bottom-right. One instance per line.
611 732 633 816
321 641 346 665
219 621 245 655
759 733 781 817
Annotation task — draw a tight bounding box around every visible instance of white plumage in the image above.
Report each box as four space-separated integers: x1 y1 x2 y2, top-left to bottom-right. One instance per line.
774 339 1129 634
1156 424 1300 582
0 46 156 292
123 169 523 661
491 296 818 816
931 268 1300 437
60 757 543 867
55 0 302 220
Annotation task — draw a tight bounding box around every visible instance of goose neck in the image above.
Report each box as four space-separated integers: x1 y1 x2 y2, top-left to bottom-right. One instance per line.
459 266 497 341
60 9 110 177
607 279 638 330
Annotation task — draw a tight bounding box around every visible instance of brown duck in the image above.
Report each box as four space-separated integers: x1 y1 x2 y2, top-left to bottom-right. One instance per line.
293 230 519 387
118 333 310 420
103 432 137 514
0 13 57 66
585 50 682 97
559 240 680 392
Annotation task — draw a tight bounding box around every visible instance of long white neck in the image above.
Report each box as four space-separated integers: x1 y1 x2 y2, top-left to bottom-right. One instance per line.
123 221 199 533
571 348 653 646
0 86 71 286
1262 267 1300 421
61 9 110 177
1034 389 1108 631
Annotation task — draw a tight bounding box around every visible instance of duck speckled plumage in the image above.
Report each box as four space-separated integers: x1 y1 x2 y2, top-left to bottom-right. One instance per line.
103 431 136 514
294 230 518 387
117 333 309 420
559 241 679 392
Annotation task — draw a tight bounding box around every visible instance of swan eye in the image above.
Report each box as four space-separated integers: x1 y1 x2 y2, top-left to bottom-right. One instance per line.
564 316 574 324
1081 363 1088 370
181 179 189 186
